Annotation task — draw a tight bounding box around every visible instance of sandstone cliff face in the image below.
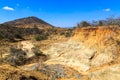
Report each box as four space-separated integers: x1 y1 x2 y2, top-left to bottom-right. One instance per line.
45 27 120 80
72 27 120 66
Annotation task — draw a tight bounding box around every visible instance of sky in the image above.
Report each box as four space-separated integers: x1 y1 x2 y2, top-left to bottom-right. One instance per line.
0 0 120 27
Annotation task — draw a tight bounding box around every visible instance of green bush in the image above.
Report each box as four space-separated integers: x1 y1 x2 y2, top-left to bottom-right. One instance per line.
14 31 23 39
0 34 4 40
35 35 43 41
35 35 47 41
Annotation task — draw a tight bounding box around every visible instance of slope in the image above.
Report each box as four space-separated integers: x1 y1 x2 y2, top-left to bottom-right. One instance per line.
44 26 120 79
4 16 54 29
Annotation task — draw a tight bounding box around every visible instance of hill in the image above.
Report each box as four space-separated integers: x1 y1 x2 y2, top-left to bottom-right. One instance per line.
0 24 46 41
4 16 54 29
0 17 73 42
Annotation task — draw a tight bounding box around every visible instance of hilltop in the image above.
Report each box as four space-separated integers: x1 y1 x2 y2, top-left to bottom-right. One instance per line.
4 16 54 29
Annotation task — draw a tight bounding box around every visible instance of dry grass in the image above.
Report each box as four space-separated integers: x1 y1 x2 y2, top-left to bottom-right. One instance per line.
0 64 50 80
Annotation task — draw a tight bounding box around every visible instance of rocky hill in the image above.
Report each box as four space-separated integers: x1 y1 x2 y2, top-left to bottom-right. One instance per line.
4 16 54 29
0 17 73 42
0 16 54 41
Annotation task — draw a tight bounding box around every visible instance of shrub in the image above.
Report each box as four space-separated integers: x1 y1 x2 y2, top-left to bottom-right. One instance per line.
7 34 15 42
6 48 26 66
32 46 45 56
14 31 23 39
35 35 44 41
65 32 71 37
0 34 4 40
65 29 73 37
60 32 65 35
79 21 90 27
35 34 48 41
20 76 37 80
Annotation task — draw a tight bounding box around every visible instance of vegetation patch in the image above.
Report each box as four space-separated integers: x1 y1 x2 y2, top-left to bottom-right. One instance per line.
5 47 27 66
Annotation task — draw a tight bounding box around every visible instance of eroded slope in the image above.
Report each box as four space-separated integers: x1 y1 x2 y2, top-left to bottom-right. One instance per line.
44 27 120 79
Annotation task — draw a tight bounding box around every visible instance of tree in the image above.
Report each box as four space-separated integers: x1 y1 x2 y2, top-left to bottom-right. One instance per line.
79 21 90 27
114 17 120 26
76 23 80 27
98 20 103 26
106 15 115 25
91 20 98 26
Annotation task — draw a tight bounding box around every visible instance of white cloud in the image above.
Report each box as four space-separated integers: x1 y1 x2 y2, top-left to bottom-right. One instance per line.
104 8 111 12
2 6 14 11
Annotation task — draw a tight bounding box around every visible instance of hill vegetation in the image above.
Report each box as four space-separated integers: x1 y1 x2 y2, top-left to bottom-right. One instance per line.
76 16 120 27
0 17 73 42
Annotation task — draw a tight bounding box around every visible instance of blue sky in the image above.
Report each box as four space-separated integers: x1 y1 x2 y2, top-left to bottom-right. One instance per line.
0 0 120 27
